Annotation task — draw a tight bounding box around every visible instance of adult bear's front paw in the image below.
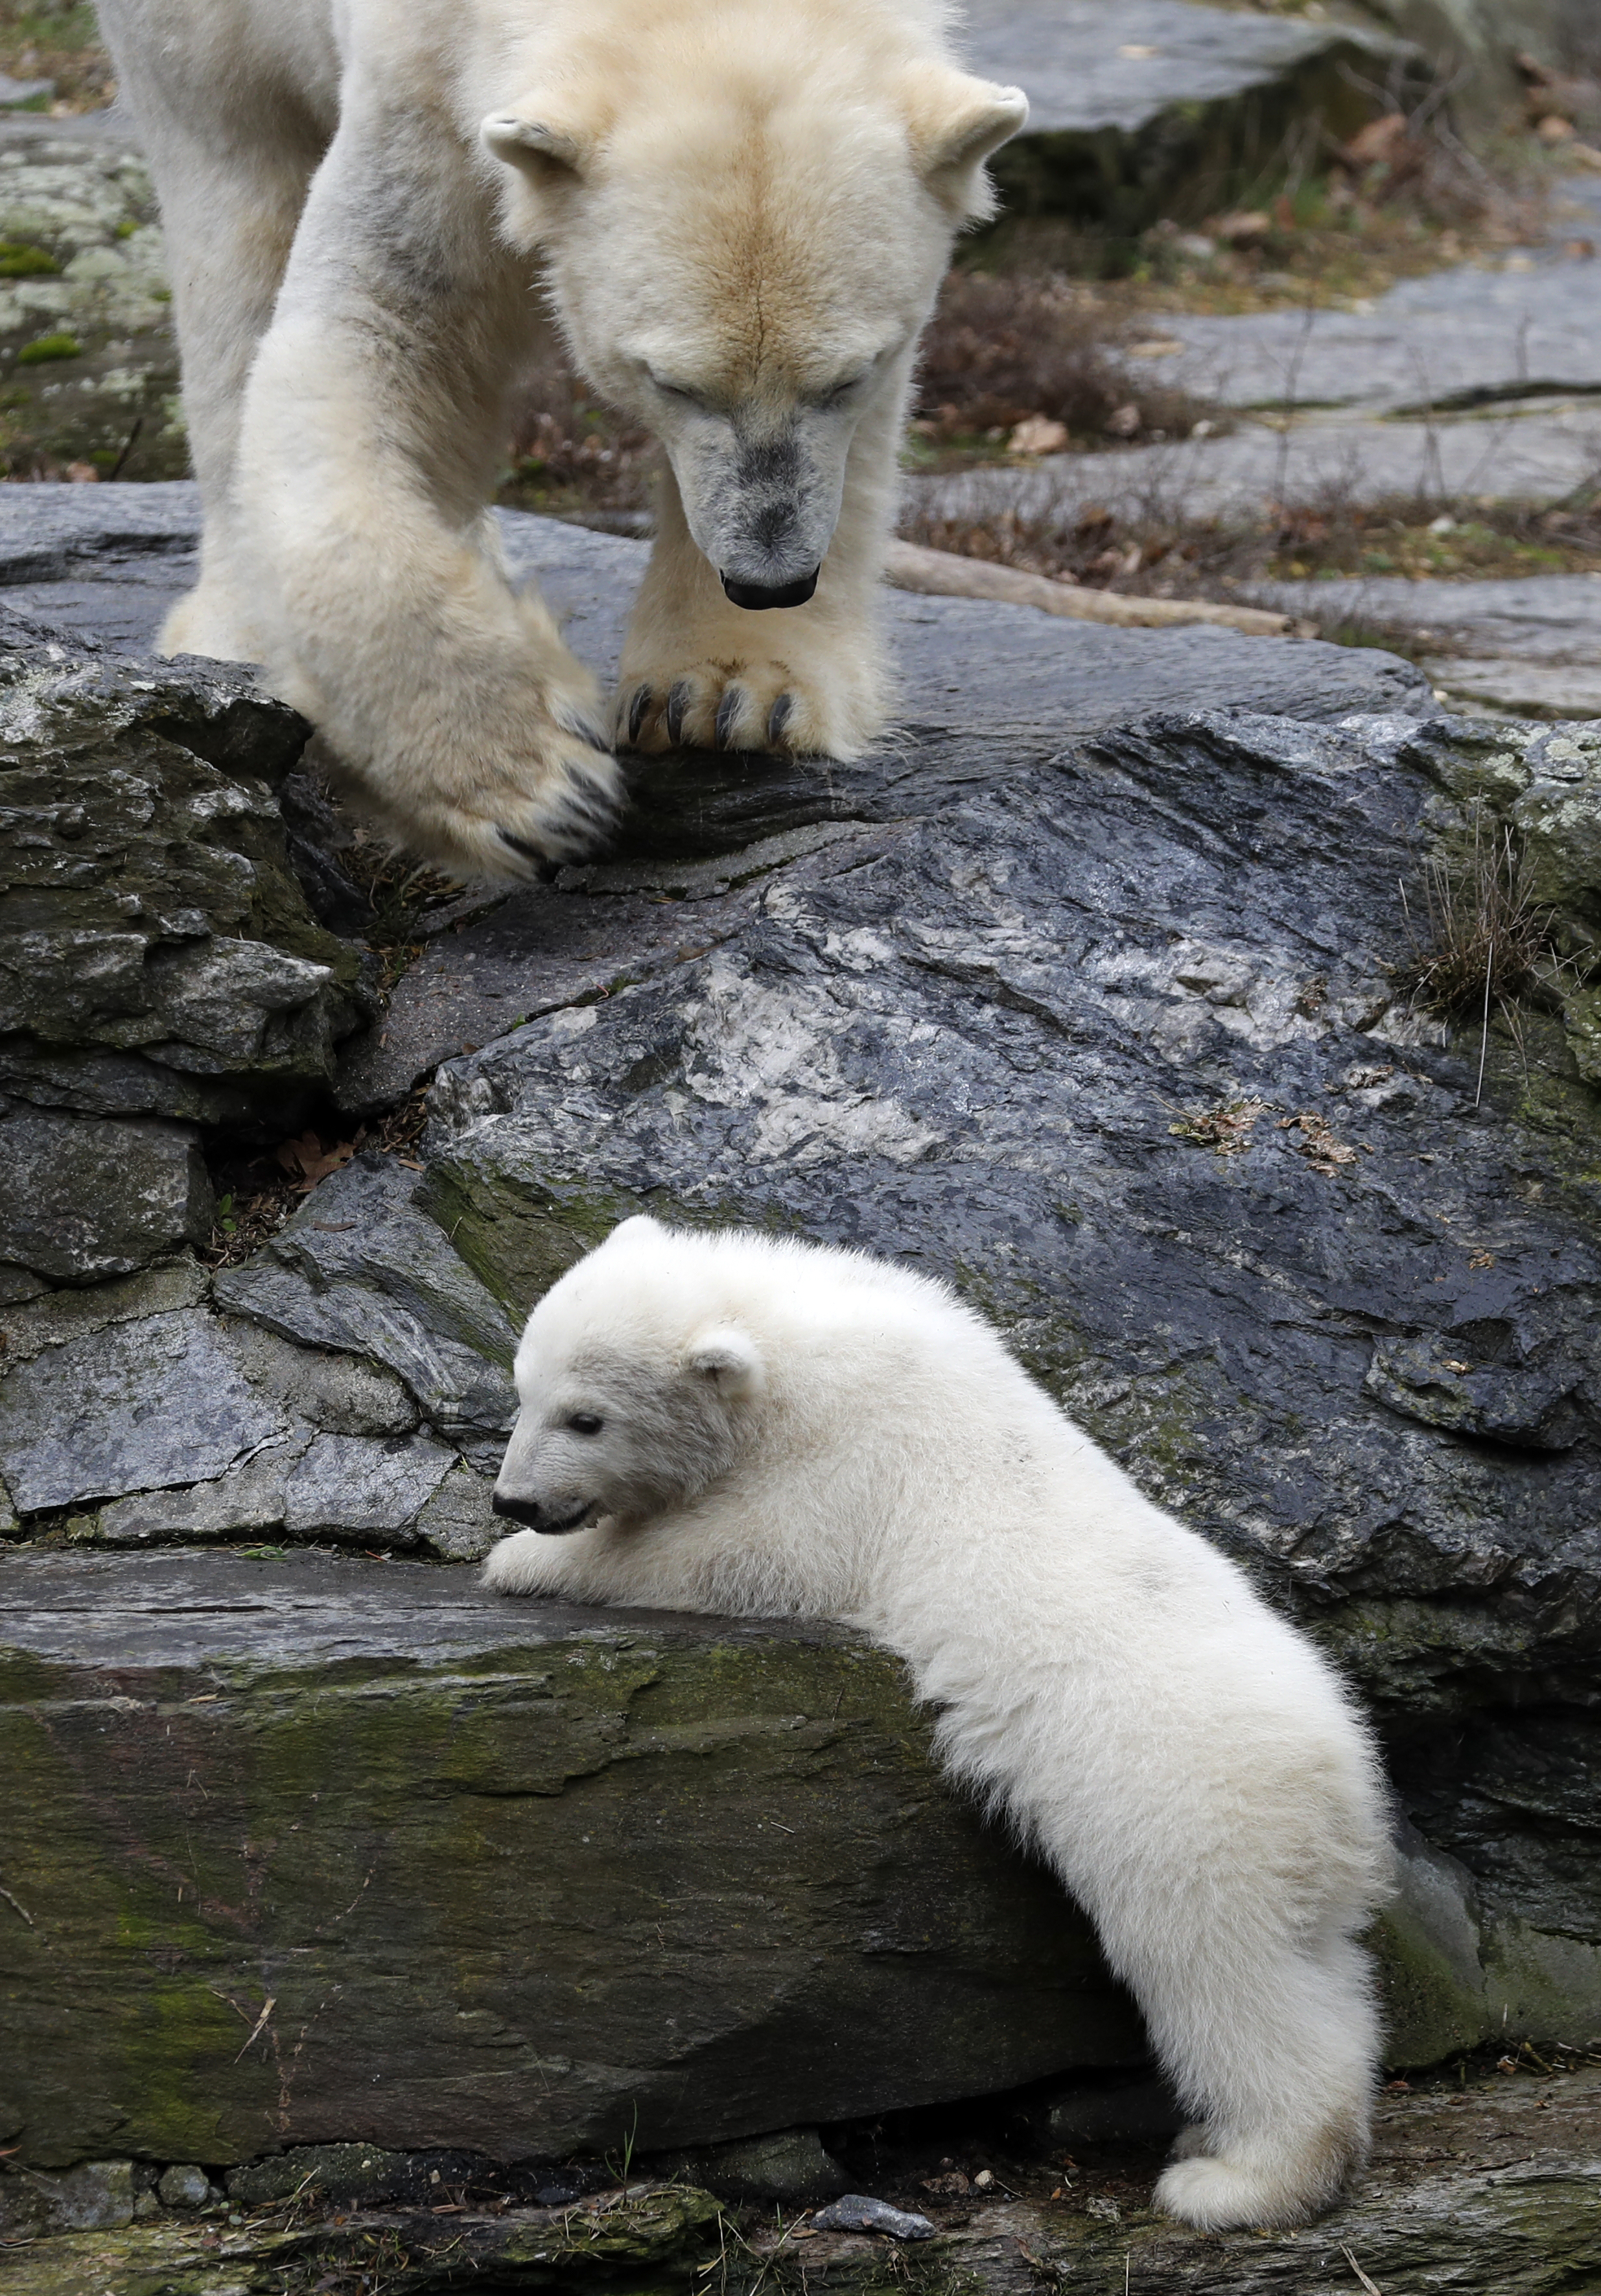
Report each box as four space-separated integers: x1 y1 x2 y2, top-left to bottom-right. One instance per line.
403 709 624 882
614 643 880 763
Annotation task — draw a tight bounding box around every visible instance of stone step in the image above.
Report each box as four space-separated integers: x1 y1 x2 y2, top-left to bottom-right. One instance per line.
0 1545 1547 2188
958 0 1416 233
0 1545 1144 2172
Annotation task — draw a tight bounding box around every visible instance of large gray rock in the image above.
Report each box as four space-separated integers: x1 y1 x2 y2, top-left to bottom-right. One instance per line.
957 1 1413 233
212 1156 519 1463
0 1548 1147 2170
411 705 1601 2021
0 615 369 1130
0 1304 281 1512
0 1103 212 1282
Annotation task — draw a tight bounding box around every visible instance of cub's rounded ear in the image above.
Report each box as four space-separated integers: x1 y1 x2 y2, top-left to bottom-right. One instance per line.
686 1328 764 1397
903 67 1029 218
481 107 592 183
605 1213 665 1248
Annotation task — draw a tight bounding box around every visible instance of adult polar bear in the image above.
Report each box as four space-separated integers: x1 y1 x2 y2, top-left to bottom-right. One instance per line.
485 1219 1392 2232
94 0 1027 876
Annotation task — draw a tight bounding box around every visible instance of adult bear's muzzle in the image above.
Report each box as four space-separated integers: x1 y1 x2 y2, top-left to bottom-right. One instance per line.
721 567 821 610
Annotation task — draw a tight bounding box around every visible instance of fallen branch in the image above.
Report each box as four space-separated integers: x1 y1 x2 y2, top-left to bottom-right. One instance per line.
883 539 1300 638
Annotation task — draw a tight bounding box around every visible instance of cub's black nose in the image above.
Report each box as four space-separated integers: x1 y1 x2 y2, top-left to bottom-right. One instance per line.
491 1490 544 1527
721 567 820 611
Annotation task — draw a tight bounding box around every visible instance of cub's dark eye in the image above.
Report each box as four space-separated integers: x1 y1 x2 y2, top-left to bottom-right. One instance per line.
567 1412 604 1436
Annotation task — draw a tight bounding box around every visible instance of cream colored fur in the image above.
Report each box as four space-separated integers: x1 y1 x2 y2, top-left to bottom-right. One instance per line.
485 1218 1392 2232
95 0 1024 878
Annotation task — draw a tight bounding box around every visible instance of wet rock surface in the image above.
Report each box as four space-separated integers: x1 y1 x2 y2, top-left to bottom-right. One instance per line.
0 493 1596 2198
0 1548 1149 2169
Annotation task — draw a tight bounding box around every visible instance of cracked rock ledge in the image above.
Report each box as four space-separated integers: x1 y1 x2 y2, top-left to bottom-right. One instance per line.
1 508 1598 2293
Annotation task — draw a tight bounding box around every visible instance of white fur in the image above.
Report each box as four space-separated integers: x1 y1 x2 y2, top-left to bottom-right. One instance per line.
485 1218 1391 2231
95 0 1025 878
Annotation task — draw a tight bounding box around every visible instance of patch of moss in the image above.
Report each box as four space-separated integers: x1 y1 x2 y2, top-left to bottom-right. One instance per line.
16 332 80 364
0 241 57 277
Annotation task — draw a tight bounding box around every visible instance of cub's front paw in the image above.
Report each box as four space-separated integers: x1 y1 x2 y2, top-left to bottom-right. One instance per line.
615 638 881 762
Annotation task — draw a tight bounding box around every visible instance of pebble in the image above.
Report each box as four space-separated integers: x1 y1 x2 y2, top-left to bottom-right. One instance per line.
811 2195 937 2240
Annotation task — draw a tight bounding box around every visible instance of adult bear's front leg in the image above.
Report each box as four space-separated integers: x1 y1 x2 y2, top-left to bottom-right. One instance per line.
233 139 621 881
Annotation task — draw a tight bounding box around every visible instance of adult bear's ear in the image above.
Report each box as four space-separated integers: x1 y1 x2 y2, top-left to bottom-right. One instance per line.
686 1328 765 1398
904 67 1029 218
481 106 593 185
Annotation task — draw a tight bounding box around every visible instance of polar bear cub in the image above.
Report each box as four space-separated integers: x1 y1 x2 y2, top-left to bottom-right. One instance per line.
96 0 1025 879
485 1217 1390 2231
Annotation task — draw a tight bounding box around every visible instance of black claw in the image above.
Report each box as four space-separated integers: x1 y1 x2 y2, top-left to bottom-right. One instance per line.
714 688 744 751
627 683 652 745
666 679 692 747
497 828 561 878
767 692 794 745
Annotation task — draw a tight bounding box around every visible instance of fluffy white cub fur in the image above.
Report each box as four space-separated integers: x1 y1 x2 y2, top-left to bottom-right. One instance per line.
95 0 1025 878
485 1217 1391 2231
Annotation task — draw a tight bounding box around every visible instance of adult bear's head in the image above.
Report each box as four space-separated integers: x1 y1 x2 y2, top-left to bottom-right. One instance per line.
480 6 1025 607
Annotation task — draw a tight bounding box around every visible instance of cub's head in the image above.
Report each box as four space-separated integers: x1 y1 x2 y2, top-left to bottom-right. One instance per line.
482 16 1025 606
492 1217 767 1536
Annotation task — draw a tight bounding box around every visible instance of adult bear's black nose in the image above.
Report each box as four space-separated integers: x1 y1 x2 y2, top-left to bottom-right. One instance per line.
491 1490 545 1527
721 567 819 610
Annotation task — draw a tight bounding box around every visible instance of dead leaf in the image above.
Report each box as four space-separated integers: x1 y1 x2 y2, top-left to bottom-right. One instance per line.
1340 111 1408 171
1008 414 1070 455
275 1132 357 1191
1278 1111 1358 1174
1467 1250 1495 1270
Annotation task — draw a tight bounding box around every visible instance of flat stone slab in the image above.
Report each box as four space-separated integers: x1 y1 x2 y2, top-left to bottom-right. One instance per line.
0 1547 1145 2170
0 484 1432 733
957 0 1397 137
1121 178 1601 413
1254 568 1601 718
906 401 1601 531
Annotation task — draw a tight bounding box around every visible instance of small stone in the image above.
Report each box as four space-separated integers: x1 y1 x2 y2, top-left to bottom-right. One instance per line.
281 1431 456 1541
1007 415 1069 456
0 2158 134 2238
655 2127 849 2206
0 1306 283 1514
157 2162 211 2208
812 2194 936 2240
415 1461 500 1561
0 1106 213 1283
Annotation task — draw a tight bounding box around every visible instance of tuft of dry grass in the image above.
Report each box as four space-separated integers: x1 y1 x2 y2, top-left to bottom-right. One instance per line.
908 272 1208 454
0 3 114 111
1394 814 1556 1022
